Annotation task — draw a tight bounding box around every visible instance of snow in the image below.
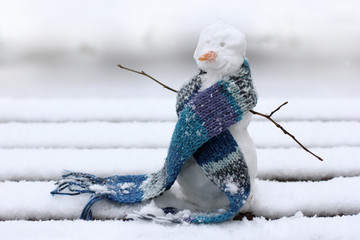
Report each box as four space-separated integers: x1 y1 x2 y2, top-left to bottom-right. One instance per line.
0 214 359 240
258 147 360 181
194 22 246 76
0 97 358 238
0 147 358 182
119 182 135 190
89 185 109 194
224 181 239 195
0 148 166 181
251 120 360 148
117 182 136 194
0 99 176 122
0 120 357 148
0 98 358 122
1 176 360 220
135 200 166 217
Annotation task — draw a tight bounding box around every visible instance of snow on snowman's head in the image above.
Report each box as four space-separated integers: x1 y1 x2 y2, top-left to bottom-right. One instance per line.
194 23 247 74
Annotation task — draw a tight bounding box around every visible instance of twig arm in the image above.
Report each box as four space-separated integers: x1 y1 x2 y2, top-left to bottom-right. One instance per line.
268 101 288 117
117 65 178 93
250 108 323 161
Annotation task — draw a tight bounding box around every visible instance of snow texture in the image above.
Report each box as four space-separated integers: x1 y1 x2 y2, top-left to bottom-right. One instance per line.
1 214 360 240
0 98 358 238
0 147 359 182
0 120 357 148
0 98 359 122
0 177 360 220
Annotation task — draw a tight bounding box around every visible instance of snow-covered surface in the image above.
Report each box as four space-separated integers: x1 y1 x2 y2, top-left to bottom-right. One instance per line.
1 215 359 240
0 120 357 148
0 98 359 122
0 97 359 239
0 147 358 181
1 176 359 220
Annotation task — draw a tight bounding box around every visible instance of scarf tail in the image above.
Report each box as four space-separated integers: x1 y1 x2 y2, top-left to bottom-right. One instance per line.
189 130 251 223
125 131 250 224
52 170 168 219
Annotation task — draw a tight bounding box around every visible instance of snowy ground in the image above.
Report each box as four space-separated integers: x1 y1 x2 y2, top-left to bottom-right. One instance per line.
1 215 360 240
2 215 359 240
0 98 359 239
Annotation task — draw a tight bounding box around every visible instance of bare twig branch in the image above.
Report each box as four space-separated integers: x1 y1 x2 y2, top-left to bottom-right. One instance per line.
249 108 323 161
117 64 178 93
117 64 323 161
269 101 288 118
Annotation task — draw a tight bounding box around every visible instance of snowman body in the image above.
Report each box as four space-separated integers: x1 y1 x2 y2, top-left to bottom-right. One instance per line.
177 23 257 211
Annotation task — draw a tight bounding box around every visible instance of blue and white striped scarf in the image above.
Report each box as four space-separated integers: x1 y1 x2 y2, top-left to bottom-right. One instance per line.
51 60 257 223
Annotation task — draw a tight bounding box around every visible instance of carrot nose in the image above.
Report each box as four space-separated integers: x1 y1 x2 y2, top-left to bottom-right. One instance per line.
198 51 217 61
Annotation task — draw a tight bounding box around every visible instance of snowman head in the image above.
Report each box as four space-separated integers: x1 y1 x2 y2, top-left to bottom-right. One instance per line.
194 23 247 74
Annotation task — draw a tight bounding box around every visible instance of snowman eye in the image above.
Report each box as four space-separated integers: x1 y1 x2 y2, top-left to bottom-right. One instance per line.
219 42 225 47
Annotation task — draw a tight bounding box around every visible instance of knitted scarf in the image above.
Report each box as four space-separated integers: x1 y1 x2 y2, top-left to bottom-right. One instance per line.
51 60 257 224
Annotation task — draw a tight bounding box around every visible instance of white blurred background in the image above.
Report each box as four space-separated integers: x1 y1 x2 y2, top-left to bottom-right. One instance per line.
0 0 359 99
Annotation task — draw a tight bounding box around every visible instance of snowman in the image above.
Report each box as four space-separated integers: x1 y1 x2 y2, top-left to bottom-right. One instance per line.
177 22 257 212
51 22 257 223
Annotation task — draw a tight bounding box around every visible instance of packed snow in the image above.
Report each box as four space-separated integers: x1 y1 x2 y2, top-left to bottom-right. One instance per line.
1 214 359 240
0 120 357 148
0 147 358 182
0 98 359 122
0 97 358 238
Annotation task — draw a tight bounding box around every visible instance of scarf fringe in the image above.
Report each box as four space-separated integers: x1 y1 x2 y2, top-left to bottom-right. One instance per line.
51 171 104 196
80 195 107 220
